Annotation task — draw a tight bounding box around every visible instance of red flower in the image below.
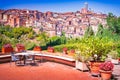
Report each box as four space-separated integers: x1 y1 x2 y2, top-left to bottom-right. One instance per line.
100 61 114 71
3 44 12 48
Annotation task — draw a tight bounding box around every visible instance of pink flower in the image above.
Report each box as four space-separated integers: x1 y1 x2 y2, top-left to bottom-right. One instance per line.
3 44 12 48
100 61 114 71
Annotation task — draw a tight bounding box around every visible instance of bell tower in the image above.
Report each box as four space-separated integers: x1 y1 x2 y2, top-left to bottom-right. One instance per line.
84 2 88 11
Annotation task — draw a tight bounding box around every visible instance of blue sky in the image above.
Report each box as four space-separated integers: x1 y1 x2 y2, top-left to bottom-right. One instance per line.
0 0 120 16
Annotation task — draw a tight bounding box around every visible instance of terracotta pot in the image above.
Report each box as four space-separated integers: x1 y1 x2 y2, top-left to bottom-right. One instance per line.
62 47 68 54
100 70 112 80
33 46 42 51
2 47 13 54
17 47 25 52
68 49 75 56
16 44 25 52
63 50 67 54
47 47 54 53
119 58 120 62
89 61 104 75
68 52 74 56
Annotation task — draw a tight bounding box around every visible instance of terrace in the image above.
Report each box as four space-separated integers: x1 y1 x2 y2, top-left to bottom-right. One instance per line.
0 61 98 80
0 50 120 80
0 43 120 80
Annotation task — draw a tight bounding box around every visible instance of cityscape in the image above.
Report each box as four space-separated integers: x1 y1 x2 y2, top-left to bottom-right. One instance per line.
0 0 120 80
0 2 107 37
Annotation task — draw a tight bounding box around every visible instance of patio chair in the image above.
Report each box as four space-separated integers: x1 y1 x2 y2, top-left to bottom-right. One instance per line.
25 54 35 65
10 53 21 65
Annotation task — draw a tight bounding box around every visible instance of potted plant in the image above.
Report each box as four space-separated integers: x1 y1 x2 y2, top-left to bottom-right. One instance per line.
2 44 13 54
68 49 75 56
62 47 68 54
47 46 54 53
99 61 114 80
75 37 115 75
33 46 42 51
16 44 25 52
107 50 119 64
74 50 90 71
88 54 104 76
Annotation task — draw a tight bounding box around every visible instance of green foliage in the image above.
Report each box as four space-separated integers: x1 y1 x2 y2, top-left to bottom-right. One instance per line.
47 36 61 46
0 26 36 50
9 38 18 47
12 27 34 39
96 24 104 37
54 44 77 52
36 32 48 41
84 26 94 38
76 37 116 61
27 32 35 39
47 36 66 46
66 38 81 44
108 50 119 59
0 25 13 38
25 42 35 50
116 41 120 57
107 13 120 34
36 32 48 46
54 45 64 52
59 36 66 44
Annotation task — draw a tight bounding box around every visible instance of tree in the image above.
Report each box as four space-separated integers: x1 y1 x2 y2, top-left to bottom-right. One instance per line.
96 24 104 37
107 13 120 34
84 26 94 38
12 27 35 39
36 32 48 46
116 17 120 34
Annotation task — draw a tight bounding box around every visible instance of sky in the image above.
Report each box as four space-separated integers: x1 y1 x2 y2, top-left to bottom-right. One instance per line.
0 0 120 16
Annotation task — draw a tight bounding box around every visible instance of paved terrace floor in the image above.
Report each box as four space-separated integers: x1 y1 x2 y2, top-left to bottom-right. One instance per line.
0 62 99 80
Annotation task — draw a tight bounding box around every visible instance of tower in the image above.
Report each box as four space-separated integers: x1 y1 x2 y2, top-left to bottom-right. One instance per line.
84 2 88 11
81 2 88 14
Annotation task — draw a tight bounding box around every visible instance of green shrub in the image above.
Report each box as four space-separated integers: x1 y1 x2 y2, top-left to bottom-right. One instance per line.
116 41 120 57
76 37 116 61
54 43 78 52
25 42 35 50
